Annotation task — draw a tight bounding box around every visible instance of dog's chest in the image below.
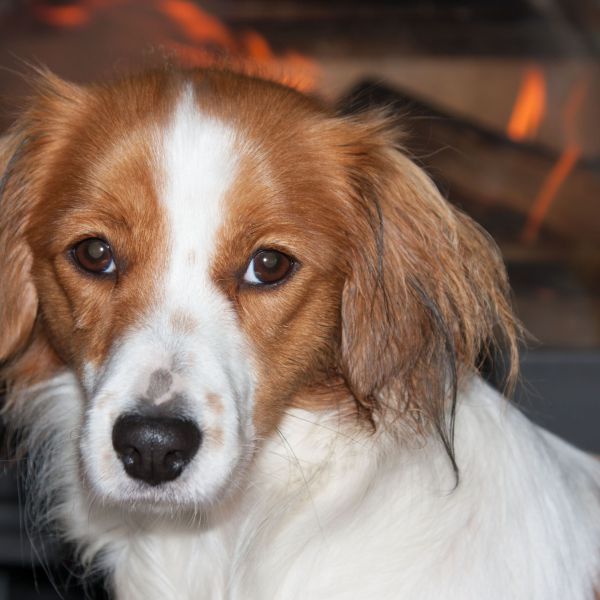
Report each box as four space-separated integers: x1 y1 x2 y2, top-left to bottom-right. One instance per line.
101 394 600 600
108 412 379 599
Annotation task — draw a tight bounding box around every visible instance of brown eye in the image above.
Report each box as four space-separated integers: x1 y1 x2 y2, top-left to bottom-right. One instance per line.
244 249 294 285
72 238 115 274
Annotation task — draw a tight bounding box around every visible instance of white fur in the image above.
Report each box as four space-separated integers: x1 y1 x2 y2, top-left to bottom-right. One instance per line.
13 374 600 598
79 87 256 510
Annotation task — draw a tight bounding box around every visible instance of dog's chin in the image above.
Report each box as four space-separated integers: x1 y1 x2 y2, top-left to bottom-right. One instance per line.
85 478 232 519
81 456 248 519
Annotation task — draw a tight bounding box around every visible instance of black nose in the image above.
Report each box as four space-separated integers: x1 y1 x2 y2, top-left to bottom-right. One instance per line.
112 415 202 486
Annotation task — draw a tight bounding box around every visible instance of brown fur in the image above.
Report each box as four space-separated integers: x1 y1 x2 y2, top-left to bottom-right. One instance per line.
335 113 521 447
195 70 520 444
0 68 520 458
205 393 224 416
0 70 177 396
0 130 40 363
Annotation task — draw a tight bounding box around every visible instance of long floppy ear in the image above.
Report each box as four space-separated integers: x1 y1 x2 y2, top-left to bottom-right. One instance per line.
0 70 84 370
338 113 520 457
0 131 38 362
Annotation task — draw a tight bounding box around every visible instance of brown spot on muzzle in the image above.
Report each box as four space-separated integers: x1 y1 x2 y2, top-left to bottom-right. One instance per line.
170 310 199 335
146 369 173 400
206 392 224 415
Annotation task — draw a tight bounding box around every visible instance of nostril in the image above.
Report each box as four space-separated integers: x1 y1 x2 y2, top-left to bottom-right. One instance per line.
112 415 202 486
120 446 141 470
164 450 185 477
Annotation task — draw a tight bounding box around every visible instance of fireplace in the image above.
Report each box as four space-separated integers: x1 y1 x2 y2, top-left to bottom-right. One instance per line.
0 2 599 597
1 0 598 348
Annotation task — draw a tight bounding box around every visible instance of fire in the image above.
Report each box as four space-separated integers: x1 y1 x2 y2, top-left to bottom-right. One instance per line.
31 0 319 92
32 0 130 28
159 1 236 51
507 66 546 142
521 143 582 243
32 3 90 28
158 0 319 91
521 79 588 243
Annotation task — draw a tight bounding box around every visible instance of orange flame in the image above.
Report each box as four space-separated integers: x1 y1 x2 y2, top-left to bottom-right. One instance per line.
159 0 236 50
32 0 319 92
521 79 588 243
33 4 90 28
507 67 546 142
32 0 129 27
159 0 319 91
521 143 582 243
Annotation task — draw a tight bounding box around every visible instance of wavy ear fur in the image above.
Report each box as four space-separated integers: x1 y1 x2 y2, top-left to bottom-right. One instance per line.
0 71 84 385
337 113 521 462
0 131 38 363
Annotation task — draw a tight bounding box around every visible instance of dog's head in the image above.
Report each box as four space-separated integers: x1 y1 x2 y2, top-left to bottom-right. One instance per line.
0 68 519 510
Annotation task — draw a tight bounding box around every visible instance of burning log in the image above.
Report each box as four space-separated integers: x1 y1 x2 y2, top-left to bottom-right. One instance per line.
338 80 600 251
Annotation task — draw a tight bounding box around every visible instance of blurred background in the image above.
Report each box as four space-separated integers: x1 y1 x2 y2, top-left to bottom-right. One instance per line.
0 0 599 597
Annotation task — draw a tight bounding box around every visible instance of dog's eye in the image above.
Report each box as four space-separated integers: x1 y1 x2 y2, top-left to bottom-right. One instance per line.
243 250 294 285
72 238 116 275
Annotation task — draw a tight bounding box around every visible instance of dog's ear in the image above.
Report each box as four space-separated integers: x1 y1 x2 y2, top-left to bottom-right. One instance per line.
0 131 39 363
337 113 520 445
0 71 85 366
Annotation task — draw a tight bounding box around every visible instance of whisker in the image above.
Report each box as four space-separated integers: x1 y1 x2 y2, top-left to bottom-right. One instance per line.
274 426 324 538
282 411 366 446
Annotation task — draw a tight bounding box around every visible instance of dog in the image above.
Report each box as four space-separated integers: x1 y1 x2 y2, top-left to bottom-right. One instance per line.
0 67 599 599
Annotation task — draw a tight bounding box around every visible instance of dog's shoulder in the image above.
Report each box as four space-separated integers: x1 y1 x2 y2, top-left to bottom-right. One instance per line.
221 377 600 599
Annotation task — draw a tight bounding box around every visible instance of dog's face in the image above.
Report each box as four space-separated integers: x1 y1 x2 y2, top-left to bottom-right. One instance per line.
0 69 518 512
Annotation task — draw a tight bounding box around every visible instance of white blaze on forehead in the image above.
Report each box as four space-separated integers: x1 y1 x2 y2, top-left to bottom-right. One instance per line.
161 85 238 301
79 88 256 508
156 83 253 407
